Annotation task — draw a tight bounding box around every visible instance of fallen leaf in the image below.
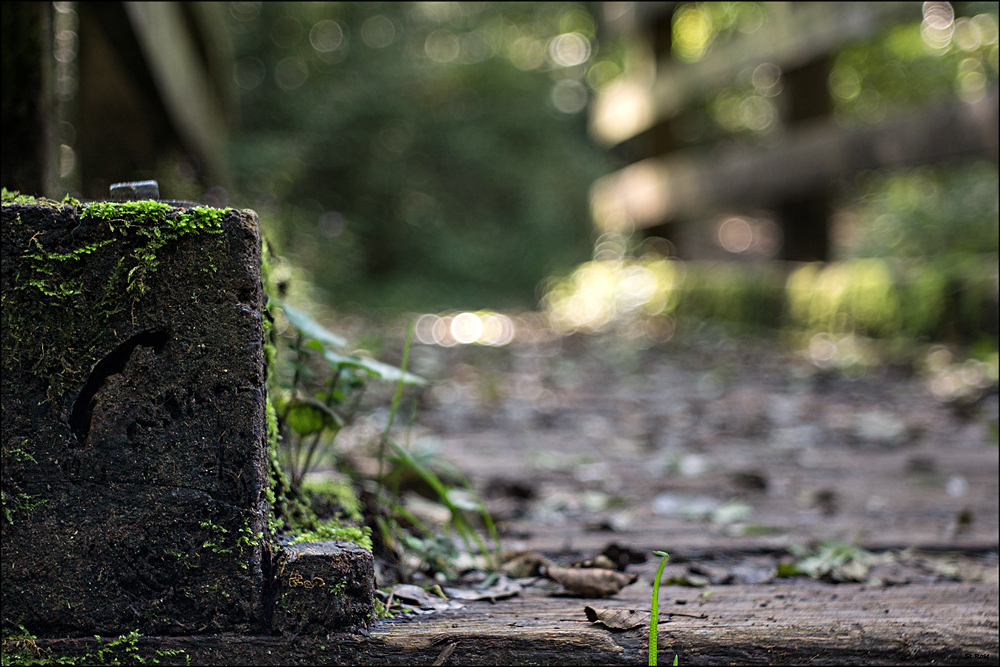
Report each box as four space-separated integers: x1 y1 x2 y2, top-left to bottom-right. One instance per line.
444 575 522 601
390 584 465 611
660 572 709 587
545 566 638 598
584 605 650 630
569 554 617 570
502 551 552 578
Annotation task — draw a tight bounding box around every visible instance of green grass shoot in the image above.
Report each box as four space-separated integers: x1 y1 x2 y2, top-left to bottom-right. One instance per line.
649 549 678 666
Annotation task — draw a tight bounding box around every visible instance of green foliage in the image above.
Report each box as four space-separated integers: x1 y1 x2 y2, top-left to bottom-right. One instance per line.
228 1 613 312
837 162 998 260
830 9 999 123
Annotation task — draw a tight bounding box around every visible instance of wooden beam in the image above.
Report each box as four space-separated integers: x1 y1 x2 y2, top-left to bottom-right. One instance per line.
591 86 999 229
592 3 920 146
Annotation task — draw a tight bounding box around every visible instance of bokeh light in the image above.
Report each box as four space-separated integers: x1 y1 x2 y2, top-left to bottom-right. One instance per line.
425 29 461 63
310 20 344 52
543 257 685 335
415 312 517 347
551 80 588 114
274 57 308 90
549 32 591 67
361 15 395 49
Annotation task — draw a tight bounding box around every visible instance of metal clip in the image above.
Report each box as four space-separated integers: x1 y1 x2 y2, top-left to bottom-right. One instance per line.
109 180 159 201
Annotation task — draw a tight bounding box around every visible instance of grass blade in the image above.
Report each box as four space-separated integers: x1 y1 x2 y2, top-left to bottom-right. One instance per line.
377 321 414 489
649 550 670 666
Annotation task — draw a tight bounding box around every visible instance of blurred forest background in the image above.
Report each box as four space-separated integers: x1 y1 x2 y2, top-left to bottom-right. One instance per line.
227 2 614 313
2 1 998 342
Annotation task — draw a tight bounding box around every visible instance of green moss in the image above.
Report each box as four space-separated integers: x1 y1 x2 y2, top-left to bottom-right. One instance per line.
290 521 372 551
1 440 43 525
0 626 185 666
300 477 364 523
1 199 232 403
1 188 40 206
1 491 48 525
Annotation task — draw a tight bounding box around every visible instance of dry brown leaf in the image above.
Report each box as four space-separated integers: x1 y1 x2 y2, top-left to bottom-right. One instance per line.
390 584 466 611
584 605 650 630
443 575 522 601
545 566 638 598
570 554 618 570
502 551 552 578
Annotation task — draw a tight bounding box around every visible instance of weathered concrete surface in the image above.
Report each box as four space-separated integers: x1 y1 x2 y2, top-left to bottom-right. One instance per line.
1 200 270 636
273 541 376 636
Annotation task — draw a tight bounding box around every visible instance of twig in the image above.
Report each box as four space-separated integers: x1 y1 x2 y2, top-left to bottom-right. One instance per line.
432 642 457 666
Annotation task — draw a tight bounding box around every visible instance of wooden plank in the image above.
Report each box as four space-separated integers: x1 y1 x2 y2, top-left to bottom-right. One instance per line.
26 581 998 664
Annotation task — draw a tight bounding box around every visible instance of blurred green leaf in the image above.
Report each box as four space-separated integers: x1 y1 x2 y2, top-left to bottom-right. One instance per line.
273 298 348 348
323 348 426 386
284 397 343 436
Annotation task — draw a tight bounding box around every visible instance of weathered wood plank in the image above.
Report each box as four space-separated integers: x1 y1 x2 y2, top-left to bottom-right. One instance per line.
590 85 999 229
593 3 919 145
26 581 997 665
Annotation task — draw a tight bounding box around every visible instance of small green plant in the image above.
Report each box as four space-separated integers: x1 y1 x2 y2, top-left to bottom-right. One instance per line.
262 244 501 582
649 550 679 667
268 296 426 494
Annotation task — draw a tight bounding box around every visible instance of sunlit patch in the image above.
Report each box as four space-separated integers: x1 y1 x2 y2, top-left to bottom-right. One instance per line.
672 5 715 63
414 314 439 345
590 80 652 145
787 260 905 339
432 315 457 347
415 312 517 347
952 18 981 52
480 313 515 346
542 257 685 335
450 312 483 344
808 333 838 366
925 346 998 403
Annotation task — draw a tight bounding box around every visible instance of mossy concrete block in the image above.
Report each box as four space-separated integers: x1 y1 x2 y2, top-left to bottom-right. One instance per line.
273 541 375 635
1 199 269 636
